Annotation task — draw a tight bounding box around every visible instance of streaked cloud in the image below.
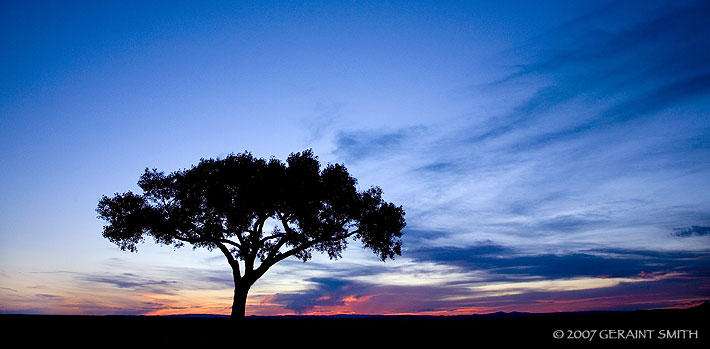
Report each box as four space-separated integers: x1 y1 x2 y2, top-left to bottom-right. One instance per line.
329 0 710 257
673 226 710 237
81 273 179 294
334 126 427 163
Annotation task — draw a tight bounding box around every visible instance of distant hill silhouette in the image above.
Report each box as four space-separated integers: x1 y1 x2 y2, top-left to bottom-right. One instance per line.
2 302 708 346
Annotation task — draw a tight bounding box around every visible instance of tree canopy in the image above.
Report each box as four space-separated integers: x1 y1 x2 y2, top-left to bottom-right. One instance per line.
97 149 406 318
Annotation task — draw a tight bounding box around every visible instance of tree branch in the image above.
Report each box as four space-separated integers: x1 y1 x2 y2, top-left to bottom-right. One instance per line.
235 231 246 249
259 233 287 244
280 230 357 261
174 235 203 245
220 238 242 249
267 213 298 262
264 235 289 262
255 230 359 280
278 213 296 235
215 242 241 279
243 216 268 274
173 235 241 278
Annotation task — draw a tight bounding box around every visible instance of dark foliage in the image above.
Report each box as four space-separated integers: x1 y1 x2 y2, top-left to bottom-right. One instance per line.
97 149 406 318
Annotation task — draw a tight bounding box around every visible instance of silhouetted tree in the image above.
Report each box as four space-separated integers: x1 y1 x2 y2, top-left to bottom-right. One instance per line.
96 150 405 319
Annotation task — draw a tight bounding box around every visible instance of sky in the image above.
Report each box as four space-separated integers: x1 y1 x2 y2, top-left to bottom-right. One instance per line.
1 0 709 316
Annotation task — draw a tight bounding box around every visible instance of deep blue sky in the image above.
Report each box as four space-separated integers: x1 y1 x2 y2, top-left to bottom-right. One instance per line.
1 0 708 315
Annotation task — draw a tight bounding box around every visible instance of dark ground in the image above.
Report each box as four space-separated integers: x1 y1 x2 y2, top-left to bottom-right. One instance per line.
2 303 708 346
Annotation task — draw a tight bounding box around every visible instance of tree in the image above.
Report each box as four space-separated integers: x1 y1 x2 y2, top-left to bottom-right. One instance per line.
96 149 406 319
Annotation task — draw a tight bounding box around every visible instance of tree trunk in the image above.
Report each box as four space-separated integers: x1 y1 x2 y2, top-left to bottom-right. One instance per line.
231 285 250 320
231 266 253 320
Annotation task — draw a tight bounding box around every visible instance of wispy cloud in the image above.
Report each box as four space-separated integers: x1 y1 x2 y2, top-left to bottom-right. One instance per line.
81 273 179 294
264 269 708 315
673 226 710 237
270 277 368 314
409 243 710 280
314 3 710 313
333 126 427 163
328 0 710 257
